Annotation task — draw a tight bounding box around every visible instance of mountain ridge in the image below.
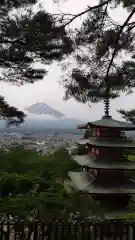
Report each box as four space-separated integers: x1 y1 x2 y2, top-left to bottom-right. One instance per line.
0 117 83 132
0 103 84 131
25 103 65 118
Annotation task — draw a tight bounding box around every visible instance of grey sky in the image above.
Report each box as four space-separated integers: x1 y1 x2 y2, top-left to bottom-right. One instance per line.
0 0 135 121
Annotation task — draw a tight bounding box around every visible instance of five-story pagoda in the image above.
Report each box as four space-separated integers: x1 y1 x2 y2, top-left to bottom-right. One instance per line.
69 98 135 218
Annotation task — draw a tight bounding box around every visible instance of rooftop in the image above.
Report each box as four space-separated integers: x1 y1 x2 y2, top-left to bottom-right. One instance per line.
77 117 135 130
72 155 135 170
69 171 135 194
78 138 135 148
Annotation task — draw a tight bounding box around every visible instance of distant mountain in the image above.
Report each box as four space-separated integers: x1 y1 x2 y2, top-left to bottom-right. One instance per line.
0 114 83 133
25 103 65 118
20 117 83 129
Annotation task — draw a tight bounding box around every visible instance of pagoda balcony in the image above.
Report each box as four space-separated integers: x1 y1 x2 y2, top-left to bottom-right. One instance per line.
72 155 135 170
69 171 135 194
78 137 135 148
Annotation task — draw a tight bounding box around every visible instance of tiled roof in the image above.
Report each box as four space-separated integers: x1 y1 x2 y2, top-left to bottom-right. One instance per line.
78 138 135 148
77 117 135 130
72 155 135 170
69 171 135 194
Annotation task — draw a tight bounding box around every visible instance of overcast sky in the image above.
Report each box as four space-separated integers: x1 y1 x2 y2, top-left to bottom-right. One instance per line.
0 0 135 121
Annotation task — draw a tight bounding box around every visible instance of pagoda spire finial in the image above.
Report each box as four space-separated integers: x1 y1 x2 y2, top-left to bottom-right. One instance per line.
103 96 111 118
102 82 111 119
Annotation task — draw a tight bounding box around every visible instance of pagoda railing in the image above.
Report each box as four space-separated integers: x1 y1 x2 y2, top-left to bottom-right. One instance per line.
0 220 135 239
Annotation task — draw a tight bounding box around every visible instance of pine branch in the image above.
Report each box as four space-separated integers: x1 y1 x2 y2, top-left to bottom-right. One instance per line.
63 0 110 27
105 7 135 80
0 96 25 125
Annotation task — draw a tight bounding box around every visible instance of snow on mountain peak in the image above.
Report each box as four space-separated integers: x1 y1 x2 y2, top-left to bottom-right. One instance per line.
25 103 65 119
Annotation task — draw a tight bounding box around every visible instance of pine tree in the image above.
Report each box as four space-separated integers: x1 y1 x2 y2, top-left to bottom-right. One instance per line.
63 0 135 105
118 109 135 123
0 0 73 124
2 0 135 123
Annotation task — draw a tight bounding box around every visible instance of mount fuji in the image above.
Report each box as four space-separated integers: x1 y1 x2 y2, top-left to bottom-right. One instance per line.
0 103 83 132
19 102 83 130
25 103 65 118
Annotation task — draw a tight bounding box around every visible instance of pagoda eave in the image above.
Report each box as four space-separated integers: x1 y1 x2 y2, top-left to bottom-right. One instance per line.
95 210 134 219
80 118 135 130
69 171 135 194
77 139 90 145
70 106 135 215
72 155 135 170
78 138 135 148
77 119 135 130
77 123 89 130
102 211 134 219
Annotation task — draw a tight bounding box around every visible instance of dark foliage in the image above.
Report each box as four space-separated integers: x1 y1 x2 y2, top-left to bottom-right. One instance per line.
2 10 73 84
0 96 25 125
84 129 91 139
0 0 73 124
0 146 99 220
118 109 135 123
63 0 135 105
2 0 135 123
